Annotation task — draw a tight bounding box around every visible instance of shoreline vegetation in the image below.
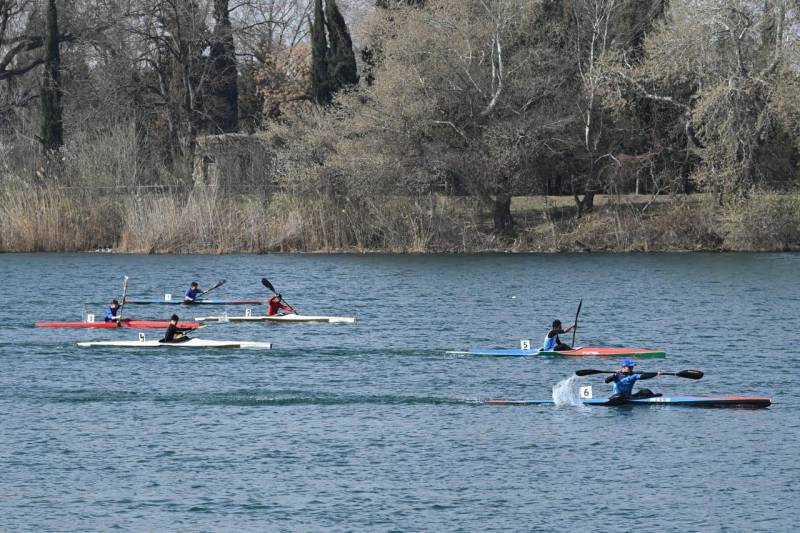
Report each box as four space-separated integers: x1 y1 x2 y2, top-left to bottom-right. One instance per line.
2 186 798 253
2 1 799 255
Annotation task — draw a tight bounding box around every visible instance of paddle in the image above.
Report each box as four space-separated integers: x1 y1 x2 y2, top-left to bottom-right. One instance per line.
261 277 297 313
571 298 582 348
575 368 704 380
116 275 129 326
199 279 226 298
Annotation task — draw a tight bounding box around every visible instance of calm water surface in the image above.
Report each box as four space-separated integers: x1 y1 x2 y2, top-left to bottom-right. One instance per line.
0 253 798 531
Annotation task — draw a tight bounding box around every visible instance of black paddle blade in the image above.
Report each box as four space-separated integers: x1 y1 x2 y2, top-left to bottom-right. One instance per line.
261 278 276 293
676 369 704 380
575 369 605 376
210 279 226 290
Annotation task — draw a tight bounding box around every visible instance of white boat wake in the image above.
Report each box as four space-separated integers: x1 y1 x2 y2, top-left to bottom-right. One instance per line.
551 375 584 406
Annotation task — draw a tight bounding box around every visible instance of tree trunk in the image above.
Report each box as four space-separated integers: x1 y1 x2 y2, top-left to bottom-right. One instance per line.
573 191 595 218
492 194 514 234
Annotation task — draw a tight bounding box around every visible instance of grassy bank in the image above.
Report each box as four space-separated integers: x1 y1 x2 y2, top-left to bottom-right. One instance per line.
1 185 799 253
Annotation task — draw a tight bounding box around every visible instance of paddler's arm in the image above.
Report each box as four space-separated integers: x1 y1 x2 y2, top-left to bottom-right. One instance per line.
605 373 619 384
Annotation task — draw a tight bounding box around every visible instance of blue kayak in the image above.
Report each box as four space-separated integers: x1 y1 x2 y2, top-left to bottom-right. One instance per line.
487 396 771 408
124 299 262 305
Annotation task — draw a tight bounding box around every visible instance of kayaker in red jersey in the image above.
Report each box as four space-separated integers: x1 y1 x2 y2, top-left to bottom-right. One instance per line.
160 314 193 343
267 294 296 316
542 319 575 351
605 359 663 400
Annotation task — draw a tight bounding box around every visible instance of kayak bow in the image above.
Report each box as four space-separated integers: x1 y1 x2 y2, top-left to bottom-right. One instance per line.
447 346 666 358
487 396 771 408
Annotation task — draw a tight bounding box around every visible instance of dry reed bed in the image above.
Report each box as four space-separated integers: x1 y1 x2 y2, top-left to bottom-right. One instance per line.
1 186 799 253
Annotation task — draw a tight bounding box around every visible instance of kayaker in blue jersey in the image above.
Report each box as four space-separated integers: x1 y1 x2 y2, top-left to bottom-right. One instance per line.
104 299 122 324
160 314 192 343
183 282 203 303
542 319 575 351
605 359 663 400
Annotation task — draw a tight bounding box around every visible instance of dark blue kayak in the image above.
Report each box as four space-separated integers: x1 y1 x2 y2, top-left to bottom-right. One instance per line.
487 396 771 408
124 299 262 305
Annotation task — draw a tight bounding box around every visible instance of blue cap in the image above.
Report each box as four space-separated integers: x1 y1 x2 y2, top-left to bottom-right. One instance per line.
622 358 636 368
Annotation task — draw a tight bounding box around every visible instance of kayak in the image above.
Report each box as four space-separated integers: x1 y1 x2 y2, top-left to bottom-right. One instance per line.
447 346 666 358
487 396 771 408
195 313 355 324
36 320 201 329
124 299 262 305
77 338 272 349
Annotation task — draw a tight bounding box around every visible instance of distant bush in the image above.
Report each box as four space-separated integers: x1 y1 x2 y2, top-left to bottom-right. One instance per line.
722 192 800 251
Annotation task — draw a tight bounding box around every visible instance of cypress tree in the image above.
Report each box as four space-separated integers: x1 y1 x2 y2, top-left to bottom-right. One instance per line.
208 0 239 132
310 0 332 105
40 0 63 152
325 0 358 90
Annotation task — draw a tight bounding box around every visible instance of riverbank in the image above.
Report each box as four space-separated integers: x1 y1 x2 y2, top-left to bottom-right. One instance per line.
2 186 798 253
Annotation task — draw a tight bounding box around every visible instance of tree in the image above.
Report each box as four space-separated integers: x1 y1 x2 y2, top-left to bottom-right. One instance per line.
353 0 576 234
207 0 239 132
608 0 800 201
309 0 357 106
40 0 63 152
310 0 330 104
324 0 357 90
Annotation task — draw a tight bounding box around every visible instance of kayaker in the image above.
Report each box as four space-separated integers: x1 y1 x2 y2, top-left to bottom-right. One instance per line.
104 299 122 324
267 294 295 316
160 314 192 343
605 359 663 400
183 282 202 302
542 319 575 351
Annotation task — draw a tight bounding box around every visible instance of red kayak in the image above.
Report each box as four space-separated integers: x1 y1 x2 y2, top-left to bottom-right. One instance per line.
35 320 201 329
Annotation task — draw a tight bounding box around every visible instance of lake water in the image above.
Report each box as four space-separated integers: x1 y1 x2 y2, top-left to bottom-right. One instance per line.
1 253 798 531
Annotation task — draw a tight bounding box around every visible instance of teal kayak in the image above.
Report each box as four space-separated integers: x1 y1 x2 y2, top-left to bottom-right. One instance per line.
448 346 666 358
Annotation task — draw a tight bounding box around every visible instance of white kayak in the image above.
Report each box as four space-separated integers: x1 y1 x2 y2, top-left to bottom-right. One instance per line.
77 338 272 349
195 313 355 324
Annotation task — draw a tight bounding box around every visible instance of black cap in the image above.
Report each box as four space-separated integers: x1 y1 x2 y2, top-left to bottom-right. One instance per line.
170 314 179 321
